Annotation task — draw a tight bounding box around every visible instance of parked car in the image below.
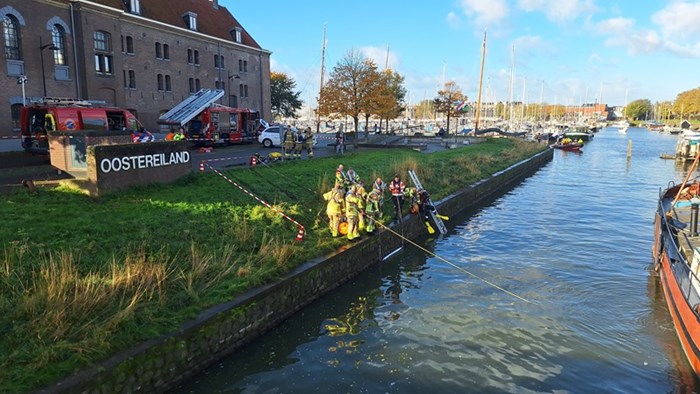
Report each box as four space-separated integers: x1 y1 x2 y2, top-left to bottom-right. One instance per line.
258 125 296 148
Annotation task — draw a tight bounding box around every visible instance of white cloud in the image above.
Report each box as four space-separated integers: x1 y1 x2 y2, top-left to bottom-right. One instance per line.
459 0 509 27
359 46 400 70
517 0 597 22
652 2 700 40
595 17 633 34
446 11 461 29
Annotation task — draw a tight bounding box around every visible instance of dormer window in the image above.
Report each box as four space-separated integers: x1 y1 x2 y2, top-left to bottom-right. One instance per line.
231 27 242 43
183 12 198 31
209 0 219 9
127 0 141 15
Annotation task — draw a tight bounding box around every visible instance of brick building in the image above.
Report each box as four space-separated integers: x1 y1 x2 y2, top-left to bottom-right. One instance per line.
0 0 271 136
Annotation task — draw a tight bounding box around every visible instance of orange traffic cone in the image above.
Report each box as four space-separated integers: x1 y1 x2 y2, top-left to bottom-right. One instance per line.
295 227 304 242
250 155 257 166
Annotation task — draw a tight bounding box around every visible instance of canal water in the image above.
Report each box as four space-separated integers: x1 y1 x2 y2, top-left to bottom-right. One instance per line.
176 128 700 393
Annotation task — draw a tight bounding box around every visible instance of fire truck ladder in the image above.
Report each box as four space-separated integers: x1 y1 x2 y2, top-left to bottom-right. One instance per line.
408 169 448 235
157 89 224 126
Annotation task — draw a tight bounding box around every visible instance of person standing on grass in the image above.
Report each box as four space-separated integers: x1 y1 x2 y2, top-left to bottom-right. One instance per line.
389 174 406 223
323 184 344 237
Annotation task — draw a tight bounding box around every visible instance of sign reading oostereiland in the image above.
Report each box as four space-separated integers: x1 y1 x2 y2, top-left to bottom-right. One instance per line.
100 151 190 173
87 141 191 196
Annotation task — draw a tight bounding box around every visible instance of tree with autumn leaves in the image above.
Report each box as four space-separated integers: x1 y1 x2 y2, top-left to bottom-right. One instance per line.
433 81 466 135
318 50 406 144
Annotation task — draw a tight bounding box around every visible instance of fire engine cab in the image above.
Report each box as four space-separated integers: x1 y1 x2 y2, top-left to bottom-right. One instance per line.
158 89 260 145
20 97 144 154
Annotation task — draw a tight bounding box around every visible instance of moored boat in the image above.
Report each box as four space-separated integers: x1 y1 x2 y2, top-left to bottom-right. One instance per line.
551 142 582 152
653 156 700 377
563 125 594 141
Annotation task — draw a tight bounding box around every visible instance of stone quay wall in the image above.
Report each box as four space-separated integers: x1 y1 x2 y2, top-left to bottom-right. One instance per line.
39 148 554 393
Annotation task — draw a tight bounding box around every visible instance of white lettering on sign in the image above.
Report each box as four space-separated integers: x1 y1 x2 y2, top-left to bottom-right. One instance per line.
99 151 190 173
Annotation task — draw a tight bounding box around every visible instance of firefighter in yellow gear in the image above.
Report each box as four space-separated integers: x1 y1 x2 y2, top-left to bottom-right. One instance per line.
294 130 304 159
355 181 367 231
335 164 348 189
365 189 380 233
345 186 361 240
283 126 295 159
304 127 314 158
323 185 344 237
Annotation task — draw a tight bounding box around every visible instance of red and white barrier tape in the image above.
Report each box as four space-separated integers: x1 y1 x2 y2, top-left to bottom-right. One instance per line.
198 155 248 172
202 162 306 241
0 135 21 139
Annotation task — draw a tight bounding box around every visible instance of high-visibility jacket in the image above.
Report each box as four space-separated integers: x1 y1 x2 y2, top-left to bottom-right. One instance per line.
389 179 405 196
345 191 359 217
366 191 380 213
335 169 348 186
324 189 343 215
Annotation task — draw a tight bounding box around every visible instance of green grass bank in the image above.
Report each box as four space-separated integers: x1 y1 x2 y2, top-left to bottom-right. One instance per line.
0 138 546 391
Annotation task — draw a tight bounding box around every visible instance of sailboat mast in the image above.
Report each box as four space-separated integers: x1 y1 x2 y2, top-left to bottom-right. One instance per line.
508 45 515 124
316 23 327 133
474 31 487 133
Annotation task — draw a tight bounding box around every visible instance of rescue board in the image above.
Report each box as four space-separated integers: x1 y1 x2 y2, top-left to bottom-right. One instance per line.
407 169 447 235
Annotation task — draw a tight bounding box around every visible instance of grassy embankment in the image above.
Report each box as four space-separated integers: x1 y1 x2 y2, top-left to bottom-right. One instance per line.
0 138 546 391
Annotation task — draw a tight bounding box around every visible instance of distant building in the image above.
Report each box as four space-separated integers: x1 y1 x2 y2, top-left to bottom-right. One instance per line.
0 0 271 136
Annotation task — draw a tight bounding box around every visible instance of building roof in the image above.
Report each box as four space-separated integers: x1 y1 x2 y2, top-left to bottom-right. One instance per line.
69 0 262 49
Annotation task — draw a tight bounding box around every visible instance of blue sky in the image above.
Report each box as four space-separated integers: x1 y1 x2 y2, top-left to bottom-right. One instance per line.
224 1 700 110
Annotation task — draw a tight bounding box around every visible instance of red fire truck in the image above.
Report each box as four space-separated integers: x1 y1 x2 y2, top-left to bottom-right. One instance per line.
157 89 260 145
20 97 144 154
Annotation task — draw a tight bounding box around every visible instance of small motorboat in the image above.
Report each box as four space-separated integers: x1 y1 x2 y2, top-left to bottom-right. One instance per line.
551 143 582 152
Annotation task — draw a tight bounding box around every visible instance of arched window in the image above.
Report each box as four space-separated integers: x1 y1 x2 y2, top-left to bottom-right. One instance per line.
51 24 66 65
3 15 20 60
187 48 193 64
195 78 201 91
125 36 134 54
155 42 162 58
165 75 171 91
188 77 194 93
194 50 199 65
157 74 163 91
163 44 170 60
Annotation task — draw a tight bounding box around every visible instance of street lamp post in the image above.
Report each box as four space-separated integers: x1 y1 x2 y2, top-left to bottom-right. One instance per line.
227 73 240 107
17 75 27 105
39 36 57 97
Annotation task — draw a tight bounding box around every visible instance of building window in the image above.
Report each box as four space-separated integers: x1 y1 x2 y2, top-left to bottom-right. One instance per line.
214 54 219 68
94 31 113 75
3 15 21 60
155 42 162 58
232 27 242 43
243 60 247 72
195 78 201 91
51 24 66 65
239 83 243 97
220 56 225 69
188 78 194 93
238 59 242 73
163 44 170 60
187 48 193 64
194 50 199 65
128 0 141 15
128 70 136 89
165 75 171 91
125 36 134 54
157 74 163 91
183 12 198 31
11 103 22 131
123 70 127 88
244 84 248 98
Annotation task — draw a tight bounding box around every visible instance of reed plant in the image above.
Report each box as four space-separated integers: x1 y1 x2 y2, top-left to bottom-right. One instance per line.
0 137 545 391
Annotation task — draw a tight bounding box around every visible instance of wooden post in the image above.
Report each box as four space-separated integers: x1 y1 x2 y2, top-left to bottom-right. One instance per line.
627 140 632 158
